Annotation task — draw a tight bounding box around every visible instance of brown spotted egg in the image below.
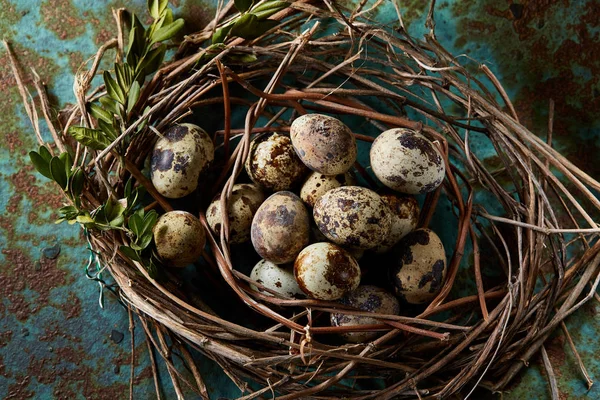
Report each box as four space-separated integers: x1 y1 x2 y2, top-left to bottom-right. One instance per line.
290 114 357 175
250 260 304 298
251 191 310 264
300 171 356 208
151 124 214 198
153 211 205 267
294 242 361 300
389 229 447 304
370 128 445 194
206 184 265 244
313 186 392 249
373 194 420 254
330 285 400 343
245 133 309 191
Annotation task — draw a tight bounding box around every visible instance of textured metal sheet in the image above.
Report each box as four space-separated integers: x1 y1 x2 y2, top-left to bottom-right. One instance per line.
0 1 598 399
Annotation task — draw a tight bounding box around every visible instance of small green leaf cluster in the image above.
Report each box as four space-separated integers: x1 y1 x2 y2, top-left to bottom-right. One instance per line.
212 0 288 44
120 207 162 279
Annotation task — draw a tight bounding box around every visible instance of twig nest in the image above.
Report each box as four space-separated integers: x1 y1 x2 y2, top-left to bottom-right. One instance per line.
206 183 265 244
300 171 356 208
330 285 400 343
370 128 445 194
372 194 420 254
313 186 391 249
245 133 309 191
250 260 304 298
290 114 357 175
390 229 447 304
151 124 214 198
294 242 361 300
152 211 205 268
251 191 310 264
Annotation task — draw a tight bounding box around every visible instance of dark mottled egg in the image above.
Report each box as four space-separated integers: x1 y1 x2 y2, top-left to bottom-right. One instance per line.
294 242 361 300
300 171 356 208
370 128 445 194
390 228 447 304
290 114 357 175
206 184 265 244
153 211 205 267
245 133 309 191
330 285 400 343
313 186 392 249
251 191 310 264
373 194 420 254
250 259 304 298
151 124 214 198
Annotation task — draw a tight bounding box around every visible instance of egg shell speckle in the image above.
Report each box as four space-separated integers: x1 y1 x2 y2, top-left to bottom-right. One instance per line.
373 194 420 254
250 260 304 298
251 191 310 264
206 184 265 244
370 128 445 194
291 114 357 175
151 124 214 199
294 242 361 300
245 133 309 191
389 229 447 304
300 171 356 208
313 186 392 249
153 211 206 268
331 285 400 343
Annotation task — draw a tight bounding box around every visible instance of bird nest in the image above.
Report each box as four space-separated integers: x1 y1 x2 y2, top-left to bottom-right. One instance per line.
11 0 600 398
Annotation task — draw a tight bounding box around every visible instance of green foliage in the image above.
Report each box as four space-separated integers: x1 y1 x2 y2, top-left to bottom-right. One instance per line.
68 126 112 150
213 0 287 44
235 0 255 13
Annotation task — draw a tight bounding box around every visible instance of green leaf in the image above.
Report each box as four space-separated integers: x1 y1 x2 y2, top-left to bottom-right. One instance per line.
39 145 53 162
139 44 166 77
70 168 84 197
49 156 68 190
252 0 288 19
29 151 53 179
141 210 158 236
127 14 146 62
148 0 169 19
227 53 258 63
107 199 126 223
114 63 133 92
235 0 254 13
89 103 113 124
124 177 134 199
163 7 173 25
98 119 119 142
59 151 73 178
99 96 119 115
230 14 276 40
76 214 95 224
127 81 141 114
150 18 184 44
69 126 111 150
128 211 143 237
212 25 232 44
135 232 153 251
104 71 126 104
120 245 142 262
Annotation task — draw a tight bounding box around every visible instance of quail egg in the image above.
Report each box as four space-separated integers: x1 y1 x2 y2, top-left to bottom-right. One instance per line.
370 128 445 194
373 194 420 254
250 259 304 298
313 186 392 249
294 242 361 300
330 285 400 343
300 171 356 208
206 184 265 244
245 133 309 191
251 191 310 264
151 124 214 198
290 114 357 175
390 228 447 304
153 211 205 267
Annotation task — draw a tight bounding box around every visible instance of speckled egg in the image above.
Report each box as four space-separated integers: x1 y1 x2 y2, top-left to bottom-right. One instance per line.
294 242 361 300
370 128 445 194
313 186 392 249
151 124 214 199
330 285 400 343
300 171 356 208
153 211 205 268
290 114 357 175
245 133 309 191
373 194 420 254
250 260 304 298
251 191 310 264
389 229 447 304
206 184 265 244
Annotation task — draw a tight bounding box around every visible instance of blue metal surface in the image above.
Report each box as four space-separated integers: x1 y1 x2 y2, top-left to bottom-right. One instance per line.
0 1 598 399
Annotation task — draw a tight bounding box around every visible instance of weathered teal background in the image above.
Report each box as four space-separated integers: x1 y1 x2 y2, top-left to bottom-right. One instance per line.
0 1 598 399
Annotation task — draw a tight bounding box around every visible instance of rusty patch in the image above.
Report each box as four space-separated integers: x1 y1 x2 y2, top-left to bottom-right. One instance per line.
40 0 86 40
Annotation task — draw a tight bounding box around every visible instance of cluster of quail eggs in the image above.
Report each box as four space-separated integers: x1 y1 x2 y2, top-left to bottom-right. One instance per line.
149 114 448 344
